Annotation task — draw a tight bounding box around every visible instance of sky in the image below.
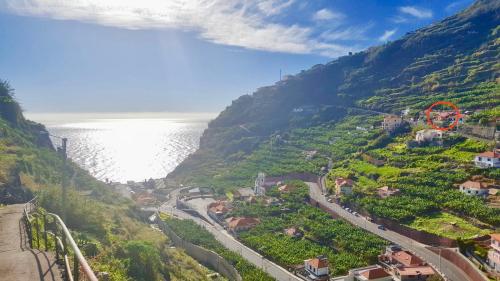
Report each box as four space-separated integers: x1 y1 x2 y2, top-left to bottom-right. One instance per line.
0 0 474 113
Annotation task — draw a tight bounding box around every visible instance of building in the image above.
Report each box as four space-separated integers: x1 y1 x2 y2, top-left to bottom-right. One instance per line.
434 111 463 124
304 255 329 281
335 178 354 195
207 201 231 220
379 249 424 268
488 234 500 273
382 115 403 132
474 151 500 168
415 129 443 144
254 172 281 195
459 180 489 197
225 217 260 232
278 184 295 193
354 266 392 281
284 227 303 239
394 266 435 281
377 186 400 199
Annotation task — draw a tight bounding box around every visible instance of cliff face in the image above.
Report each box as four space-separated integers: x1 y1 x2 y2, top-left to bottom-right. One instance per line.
0 81 53 203
169 0 499 181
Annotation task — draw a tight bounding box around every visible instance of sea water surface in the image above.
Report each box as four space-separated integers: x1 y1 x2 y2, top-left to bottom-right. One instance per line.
26 112 215 183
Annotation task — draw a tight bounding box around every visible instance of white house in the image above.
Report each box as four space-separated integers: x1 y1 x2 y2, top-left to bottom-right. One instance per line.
474 151 500 168
254 172 266 195
305 255 329 280
415 129 443 143
488 234 500 274
459 181 489 197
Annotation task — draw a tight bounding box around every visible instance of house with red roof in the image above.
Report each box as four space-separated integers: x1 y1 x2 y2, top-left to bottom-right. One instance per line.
225 217 260 232
353 266 392 281
335 177 354 195
459 180 490 197
474 150 500 168
304 255 329 281
488 233 500 274
379 248 424 268
394 266 435 281
207 201 231 220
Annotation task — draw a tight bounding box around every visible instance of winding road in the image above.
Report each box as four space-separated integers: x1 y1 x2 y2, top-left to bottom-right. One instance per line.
159 189 302 281
307 180 487 281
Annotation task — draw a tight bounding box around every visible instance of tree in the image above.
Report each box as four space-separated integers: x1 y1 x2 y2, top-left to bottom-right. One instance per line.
122 240 167 281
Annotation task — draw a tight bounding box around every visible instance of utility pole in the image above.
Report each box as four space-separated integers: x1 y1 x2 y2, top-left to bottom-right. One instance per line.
40 131 69 220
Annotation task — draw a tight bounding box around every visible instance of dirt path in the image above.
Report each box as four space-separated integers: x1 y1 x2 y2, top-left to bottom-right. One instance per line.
0 204 62 281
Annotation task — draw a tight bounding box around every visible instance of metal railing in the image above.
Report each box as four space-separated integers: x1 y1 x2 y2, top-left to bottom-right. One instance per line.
23 198 99 281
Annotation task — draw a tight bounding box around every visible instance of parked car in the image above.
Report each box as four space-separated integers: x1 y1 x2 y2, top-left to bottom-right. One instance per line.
377 225 386 230
353 212 359 216
327 198 333 203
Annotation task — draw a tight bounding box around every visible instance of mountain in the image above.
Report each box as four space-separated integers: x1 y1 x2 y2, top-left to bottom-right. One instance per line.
169 0 499 184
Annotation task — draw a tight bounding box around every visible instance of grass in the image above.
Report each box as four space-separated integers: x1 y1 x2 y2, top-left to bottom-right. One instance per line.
406 212 492 240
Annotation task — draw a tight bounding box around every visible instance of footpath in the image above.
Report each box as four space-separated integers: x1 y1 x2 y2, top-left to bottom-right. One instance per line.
0 204 62 281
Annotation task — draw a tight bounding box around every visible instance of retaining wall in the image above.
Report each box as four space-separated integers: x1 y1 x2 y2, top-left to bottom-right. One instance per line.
156 219 242 281
427 247 488 281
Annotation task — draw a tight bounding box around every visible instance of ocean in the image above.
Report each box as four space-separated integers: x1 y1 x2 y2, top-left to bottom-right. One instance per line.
26 112 215 183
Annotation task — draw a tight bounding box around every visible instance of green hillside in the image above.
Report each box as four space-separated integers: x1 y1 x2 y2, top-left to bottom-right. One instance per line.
0 81 215 281
168 0 500 237
169 0 499 186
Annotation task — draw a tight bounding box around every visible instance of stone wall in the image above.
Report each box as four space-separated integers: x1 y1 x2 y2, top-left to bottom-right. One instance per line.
427 247 488 281
156 218 242 281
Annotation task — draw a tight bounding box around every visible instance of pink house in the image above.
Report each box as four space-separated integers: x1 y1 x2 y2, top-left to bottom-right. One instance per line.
488 234 500 274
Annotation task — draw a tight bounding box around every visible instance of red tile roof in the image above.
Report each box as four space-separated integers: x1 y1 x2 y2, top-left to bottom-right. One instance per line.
307 257 329 269
491 233 500 242
477 151 500 158
227 217 260 229
361 268 391 280
392 251 424 267
460 180 489 190
396 266 434 276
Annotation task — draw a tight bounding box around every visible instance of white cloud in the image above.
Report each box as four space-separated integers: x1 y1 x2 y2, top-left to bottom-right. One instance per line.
1 0 354 57
320 23 374 41
378 29 397 42
312 8 344 21
399 6 433 19
445 0 471 13
257 0 295 16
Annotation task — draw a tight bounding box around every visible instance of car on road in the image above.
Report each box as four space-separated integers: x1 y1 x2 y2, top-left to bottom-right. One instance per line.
377 225 386 230
353 212 359 216
327 198 333 203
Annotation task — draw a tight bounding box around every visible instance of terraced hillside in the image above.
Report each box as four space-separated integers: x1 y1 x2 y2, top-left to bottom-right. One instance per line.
169 0 499 188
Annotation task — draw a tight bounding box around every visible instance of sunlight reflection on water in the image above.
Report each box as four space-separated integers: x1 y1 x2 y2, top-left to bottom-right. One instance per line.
27 112 214 183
